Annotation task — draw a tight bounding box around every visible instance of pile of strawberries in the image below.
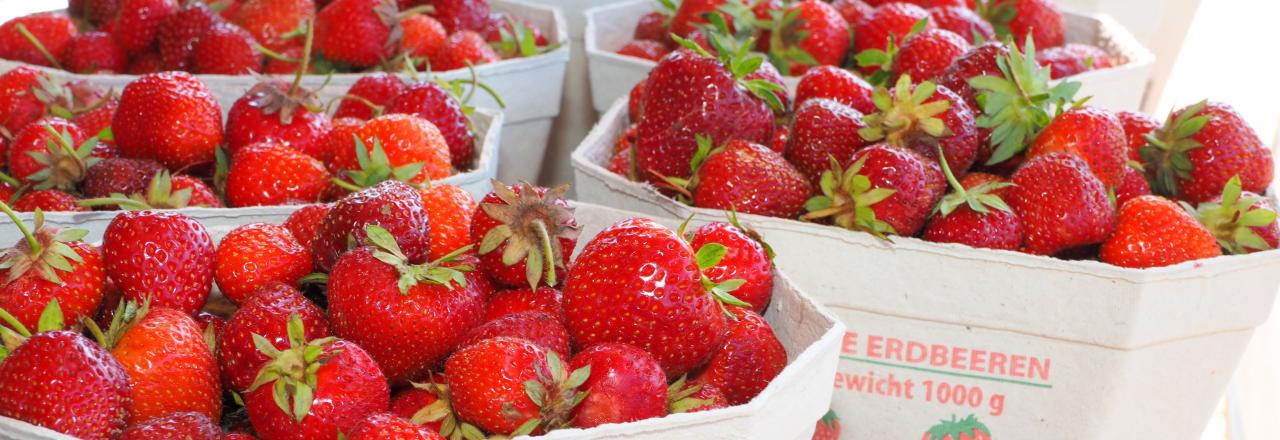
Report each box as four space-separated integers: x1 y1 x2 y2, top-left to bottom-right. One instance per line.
0 55 491 212
0 0 552 75
616 0 1113 81
610 27 1276 269
0 176 790 439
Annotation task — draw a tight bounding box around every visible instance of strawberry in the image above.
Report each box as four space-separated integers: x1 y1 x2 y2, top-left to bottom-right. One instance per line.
569 343 667 428
263 44 314 74
284 203 332 247
385 81 475 169
563 218 733 377
171 174 223 207
334 73 405 120
1008 152 1115 255
787 98 869 184
794 65 876 114
233 0 315 51
156 2 221 70
767 0 851 75
634 11 671 42
689 219 773 313
831 0 872 27
215 223 311 305
72 0 123 24
893 29 971 83
1193 176 1280 255
243 316 389 440
314 0 400 67
861 76 980 176
1116 111 1158 162
671 137 810 218
429 30 500 71
219 282 330 392
191 22 264 74
936 41 1007 110
114 71 224 171
618 39 669 61
484 286 563 322
388 379 457 434
445 337 586 435
459 310 569 355
0 13 77 67
346 413 444 440
60 31 129 73
119 412 222 440
670 0 727 38
400 14 447 62
803 143 946 237
1099 195 1221 268
853 2 934 56
225 142 332 207
691 308 785 405
312 180 431 271
481 13 551 59
1036 43 1112 79
0 67 49 136
80 157 165 201
923 415 991 440
0 322 130 440
110 0 179 55
90 303 222 424
419 182 476 260
813 409 841 440
0 203 106 331
14 189 87 212
103 210 215 314
7 118 93 188
429 0 490 33
1142 101 1273 203
328 226 488 386
966 39 1078 167
929 6 994 43
126 51 165 74
667 376 727 413
1027 106 1126 188
1114 164 1151 208
471 181 578 289
333 113 452 185
225 77 332 159
980 0 1063 48
923 152 1021 250
628 77 647 120
319 117 363 168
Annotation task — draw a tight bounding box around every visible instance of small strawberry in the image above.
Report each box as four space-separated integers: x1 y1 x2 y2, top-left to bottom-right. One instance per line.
471 181 578 289
103 210 215 314
0 67 49 135
60 31 129 73
429 0 490 33
766 0 851 75
860 75 980 176
1026 106 1126 188
1036 43 1112 79
813 409 841 440
929 6 994 43
388 378 460 435
689 218 773 313
691 308 785 405
215 223 312 305
569 343 667 428
333 73 405 120
429 30 500 71
126 51 165 74
618 39 669 61
670 0 728 38
314 0 400 67
312 180 431 271
634 10 672 42
980 0 1064 48
419 182 476 260
110 0 179 55
225 76 332 159
1008 152 1115 256
802 143 946 237
219 283 330 392
14 189 87 212
659 137 810 218
853 2 934 56
484 287 563 322
80 157 165 201
119 412 222 440
786 98 870 184
794 65 876 114
233 0 315 51
400 14 447 62
893 29 971 83
172 174 223 207
1142 101 1273 203
923 415 992 440
156 2 221 70
1193 176 1280 255
346 413 444 440
114 71 224 171
1116 111 1159 162
923 151 1021 250
384 80 476 169
7 118 94 189
1099 195 1221 268
332 113 452 186
226 142 332 207
191 22 264 74
0 203 106 331
445 337 587 436
667 376 727 413
1114 164 1151 208
0 13 78 68
284 203 332 247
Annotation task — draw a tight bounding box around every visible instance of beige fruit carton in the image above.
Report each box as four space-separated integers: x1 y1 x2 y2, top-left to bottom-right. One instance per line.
584 0 1155 114
0 0 567 184
571 99 1280 439
0 202 844 440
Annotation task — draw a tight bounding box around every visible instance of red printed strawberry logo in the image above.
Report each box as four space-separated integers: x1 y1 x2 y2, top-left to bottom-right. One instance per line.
923 414 991 440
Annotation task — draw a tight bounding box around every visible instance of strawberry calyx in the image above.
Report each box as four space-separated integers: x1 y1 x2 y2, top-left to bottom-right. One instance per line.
246 21 323 125
32 78 114 122
1140 100 1210 199
407 379 486 440
1191 175 1278 255
672 29 786 114
25 123 102 191
83 299 149 350
0 299 65 359
934 145 1012 217
860 74 951 147
969 37 1080 165
763 4 820 75
726 209 775 260
477 180 579 290
800 156 897 238
854 18 930 87
651 134 719 202
507 350 589 437
490 17 558 59
334 135 429 191
246 314 341 423
364 224 473 294
79 170 201 210
694 241 751 316
667 375 714 413
974 0 1017 38
0 202 90 286
925 414 990 440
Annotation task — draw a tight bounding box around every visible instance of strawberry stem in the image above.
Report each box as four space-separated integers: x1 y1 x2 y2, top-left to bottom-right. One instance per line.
0 201 39 254
0 307 32 338
397 4 435 19
938 145 966 197
532 219 555 287
14 23 62 70
290 20 315 95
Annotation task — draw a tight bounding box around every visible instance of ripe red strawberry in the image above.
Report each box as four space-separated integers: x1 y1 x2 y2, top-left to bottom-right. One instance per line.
334 73 405 120
618 39 669 61
7 118 91 187
110 0 179 55
471 182 578 289
690 219 773 313
480 13 549 59
485 287 563 321
126 51 164 74
215 223 311 304
675 137 810 218
60 31 129 73
226 142 332 207
628 78 647 120
803 143 946 237
72 0 123 24
445 337 586 435
14 189 87 212
1193 176 1280 255
319 117 363 169
563 218 731 376
634 11 671 42
1114 164 1151 208
929 6 993 43
936 41 1008 110
429 30 500 71
459 310 569 356
569 343 667 428
0 328 130 440
787 99 869 184
346 413 444 440
171 174 223 207
894 29 971 83
103 210 215 314
863 76 980 176
243 317 389 440
419 182 476 260
768 0 850 75
119 412 221 440
794 65 876 114
0 67 48 135
923 415 991 440
813 409 841 440
314 0 399 67
233 0 315 51
156 2 221 70
1142 101 1273 203
114 71 224 171
1037 43 1113 79
981 0 1063 48
284 203 332 247
190 22 264 74
1008 152 1115 255
312 180 431 271
1099 195 1221 268
93 304 222 424
429 0 490 33
1027 106 1126 188
80 158 165 201
0 13 77 67
385 81 475 169
1116 111 1158 162
0 205 106 331
400 14 447 62
332 113 452 185
853 2 934 55
668 376 727 413
670 0 727 37
328 228 488 386
923 154 1022 250
691 308 785 405
388 379 456 434
219 283 330 392
226 79 332 158
831 0 872 27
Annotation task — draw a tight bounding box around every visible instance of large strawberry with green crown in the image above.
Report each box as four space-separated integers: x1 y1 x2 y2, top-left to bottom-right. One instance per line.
445 337 588 436
859 74 980 176
471 180 578 289
102 210 215 315
113 71 224 171
1141 100 1273 203
0 203 106 331
219 282 330 393
7 119 97 190
1099 195 1221 269
923 156 1022 250
923 414 991 440
1007 152 1114 256
967 38 1079 166
312 179 431 272
803 143 946 237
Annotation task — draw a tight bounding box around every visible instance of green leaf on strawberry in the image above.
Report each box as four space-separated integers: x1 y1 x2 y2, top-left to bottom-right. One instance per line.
970 36 1081 165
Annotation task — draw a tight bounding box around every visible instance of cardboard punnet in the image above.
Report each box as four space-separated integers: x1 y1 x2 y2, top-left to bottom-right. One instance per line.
0 202 844 440
584 0 1155 114
0 0 568 184
571 99 1280 439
